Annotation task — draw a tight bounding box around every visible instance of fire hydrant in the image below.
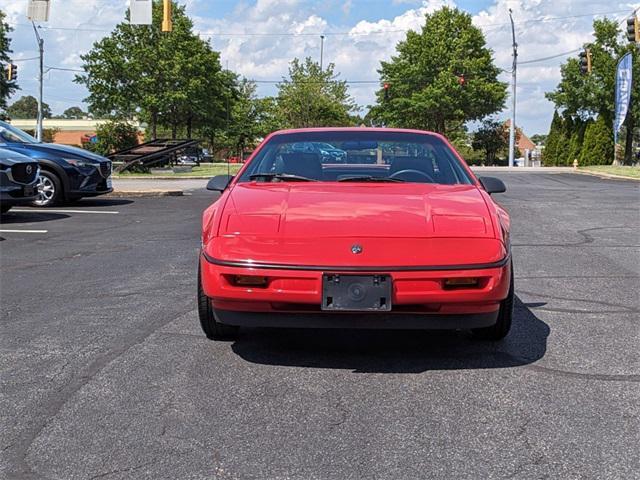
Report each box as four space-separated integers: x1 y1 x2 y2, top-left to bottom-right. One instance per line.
573 159 579 170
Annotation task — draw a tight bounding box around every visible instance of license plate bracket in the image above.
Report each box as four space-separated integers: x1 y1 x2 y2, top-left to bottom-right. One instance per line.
322 274 392 311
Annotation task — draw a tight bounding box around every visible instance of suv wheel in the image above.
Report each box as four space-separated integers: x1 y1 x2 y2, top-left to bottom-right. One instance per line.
33 171 61 207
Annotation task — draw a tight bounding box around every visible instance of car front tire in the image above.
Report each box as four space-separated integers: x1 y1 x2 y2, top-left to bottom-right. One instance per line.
33 170 62 207
198 262 239 340
472 263 514 341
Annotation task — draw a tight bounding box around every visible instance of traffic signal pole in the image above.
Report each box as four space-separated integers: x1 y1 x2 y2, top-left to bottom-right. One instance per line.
508 9 517 168
32 21 44 142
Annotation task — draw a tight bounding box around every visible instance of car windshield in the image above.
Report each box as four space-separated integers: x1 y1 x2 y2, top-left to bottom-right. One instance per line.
0 121 39 144
239 130 473 185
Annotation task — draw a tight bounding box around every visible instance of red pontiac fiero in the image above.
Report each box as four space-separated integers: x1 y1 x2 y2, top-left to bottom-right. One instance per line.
198 128 512 341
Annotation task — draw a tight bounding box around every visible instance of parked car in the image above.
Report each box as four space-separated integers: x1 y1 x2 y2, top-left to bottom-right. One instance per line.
0 121 113 206
292 141 347 163
198 127 512 341
0 147 39 214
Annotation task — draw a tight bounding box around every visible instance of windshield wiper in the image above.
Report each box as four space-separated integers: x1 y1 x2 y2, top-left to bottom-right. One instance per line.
249 172 317 182
337 175 405 183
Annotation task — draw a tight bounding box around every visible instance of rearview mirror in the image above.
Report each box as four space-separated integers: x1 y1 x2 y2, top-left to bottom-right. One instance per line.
206 175 234 192
478 176 506 194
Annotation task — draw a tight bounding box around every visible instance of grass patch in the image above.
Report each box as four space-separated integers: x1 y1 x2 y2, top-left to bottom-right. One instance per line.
114 163 243 177
580 165 640 179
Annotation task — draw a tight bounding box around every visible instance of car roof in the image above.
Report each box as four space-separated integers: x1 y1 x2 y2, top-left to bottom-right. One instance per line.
267 127 448 142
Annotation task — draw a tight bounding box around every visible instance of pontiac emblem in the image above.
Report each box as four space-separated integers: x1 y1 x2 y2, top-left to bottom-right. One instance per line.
351 244 363 254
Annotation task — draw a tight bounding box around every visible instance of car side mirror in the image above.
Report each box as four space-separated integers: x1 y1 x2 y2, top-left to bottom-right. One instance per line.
206 175 234 192
478 176 506 194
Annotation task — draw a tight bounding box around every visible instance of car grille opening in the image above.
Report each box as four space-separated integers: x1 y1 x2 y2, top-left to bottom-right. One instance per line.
11 163 38 184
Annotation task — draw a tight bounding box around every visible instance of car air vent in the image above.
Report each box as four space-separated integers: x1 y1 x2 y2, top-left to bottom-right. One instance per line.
10 162 38 184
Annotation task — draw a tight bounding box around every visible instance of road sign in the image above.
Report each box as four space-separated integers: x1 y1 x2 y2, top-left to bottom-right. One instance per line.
614 53 633 145
130 0 152 25
27 0 50 22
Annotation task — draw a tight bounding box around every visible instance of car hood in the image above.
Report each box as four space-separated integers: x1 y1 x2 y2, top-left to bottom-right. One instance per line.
11 142 108 162
206 183 504 268
221 182 495 238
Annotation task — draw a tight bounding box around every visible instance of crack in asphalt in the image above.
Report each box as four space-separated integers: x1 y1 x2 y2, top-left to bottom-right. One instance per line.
5 304 193 480
521 363 640 383
516 288 639 313
512 225 638 248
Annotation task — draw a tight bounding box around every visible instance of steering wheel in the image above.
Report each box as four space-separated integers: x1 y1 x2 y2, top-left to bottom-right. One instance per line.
389 169 436 183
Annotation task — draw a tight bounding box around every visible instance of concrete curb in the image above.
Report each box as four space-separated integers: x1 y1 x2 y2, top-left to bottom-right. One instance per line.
574 169 640 182
113 176 212 180
107 190 184 198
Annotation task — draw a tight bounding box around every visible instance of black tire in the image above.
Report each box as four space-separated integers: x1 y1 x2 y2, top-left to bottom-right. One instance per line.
198 263 239 340
472 263 514 340
32 170 62 207
0 204 10 214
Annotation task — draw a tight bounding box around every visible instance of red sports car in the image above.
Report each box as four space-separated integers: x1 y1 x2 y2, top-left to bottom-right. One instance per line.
198 128 512 341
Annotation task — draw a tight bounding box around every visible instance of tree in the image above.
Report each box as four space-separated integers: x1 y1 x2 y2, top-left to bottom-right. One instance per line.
62 106 86 119
7 95 51 119
530 134 547 146
0 10 17 113
76 1 230 139
276 57 357 128
84 120 139 156
543 111 565 166
472 120 509 165
369 7 506 135
580 116 613 165
546 18 639 164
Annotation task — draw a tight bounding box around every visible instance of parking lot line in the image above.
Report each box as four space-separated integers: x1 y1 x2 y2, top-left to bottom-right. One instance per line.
11 209 119 215
0 229 48 234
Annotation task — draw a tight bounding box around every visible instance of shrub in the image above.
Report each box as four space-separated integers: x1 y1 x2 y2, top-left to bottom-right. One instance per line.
83 120 139 156
580 116 614 166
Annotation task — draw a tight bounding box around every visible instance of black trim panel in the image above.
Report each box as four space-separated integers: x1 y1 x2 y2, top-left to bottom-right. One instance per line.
202 251 510 272
215 310 499 330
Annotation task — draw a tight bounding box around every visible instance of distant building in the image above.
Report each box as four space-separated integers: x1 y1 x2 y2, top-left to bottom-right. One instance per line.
8 119 145 146
504 120 542 166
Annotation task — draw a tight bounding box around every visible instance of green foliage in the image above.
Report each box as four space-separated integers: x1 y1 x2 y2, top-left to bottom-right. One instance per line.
276 57 357 128
529 134 547 146
580 116 614 166
566 119 587 166
7 95 51 119
75 1 231 140
23 127 59 143
369 7 506 135
472 120 509 164
543 111 567 166
546 18 639 164
61 106 87 119
84 121 139 156
0 10 17 112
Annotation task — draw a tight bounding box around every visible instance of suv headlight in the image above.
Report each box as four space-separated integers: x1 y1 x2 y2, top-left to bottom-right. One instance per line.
64 158 96 168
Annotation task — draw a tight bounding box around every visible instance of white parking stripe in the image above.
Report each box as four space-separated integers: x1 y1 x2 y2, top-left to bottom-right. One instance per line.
11 209 119 215
0 229 48 234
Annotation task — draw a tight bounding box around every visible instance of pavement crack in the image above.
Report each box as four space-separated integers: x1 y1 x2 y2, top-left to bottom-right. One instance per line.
89 460 157 480
522 363 640 383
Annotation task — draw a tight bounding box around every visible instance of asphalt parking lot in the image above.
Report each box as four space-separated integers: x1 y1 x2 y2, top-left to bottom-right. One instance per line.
1 172 639 479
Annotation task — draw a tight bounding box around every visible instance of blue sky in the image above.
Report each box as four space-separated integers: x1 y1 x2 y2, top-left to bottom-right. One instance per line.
1 0 638 135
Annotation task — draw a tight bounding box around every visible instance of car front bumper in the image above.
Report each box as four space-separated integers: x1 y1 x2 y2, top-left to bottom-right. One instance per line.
200 252 511 329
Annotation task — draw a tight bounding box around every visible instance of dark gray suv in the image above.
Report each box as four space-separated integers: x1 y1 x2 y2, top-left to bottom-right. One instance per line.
0 147 39 214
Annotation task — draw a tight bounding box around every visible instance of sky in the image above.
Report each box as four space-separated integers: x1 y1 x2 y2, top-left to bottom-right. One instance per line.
1 0 639 135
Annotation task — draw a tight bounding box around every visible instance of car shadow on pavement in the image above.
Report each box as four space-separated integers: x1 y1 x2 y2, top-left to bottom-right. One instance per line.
0 211 70 224
231 296 549 373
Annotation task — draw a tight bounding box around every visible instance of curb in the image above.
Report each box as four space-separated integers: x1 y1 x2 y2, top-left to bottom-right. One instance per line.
574 169 640 182
113 176 212 180
107 190 184 198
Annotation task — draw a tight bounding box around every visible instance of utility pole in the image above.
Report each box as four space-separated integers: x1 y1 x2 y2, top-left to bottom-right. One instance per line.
508 9 517 168
320 35 325 70
32 21 44 142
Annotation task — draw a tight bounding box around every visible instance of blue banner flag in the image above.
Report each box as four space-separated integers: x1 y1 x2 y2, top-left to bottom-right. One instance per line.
614 53 633 145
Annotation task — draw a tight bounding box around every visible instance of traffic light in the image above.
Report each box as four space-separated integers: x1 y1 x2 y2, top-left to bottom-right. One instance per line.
383 82 390 101
579 49 592 75
5 63 17 81
627 15 639 43
162 0 172 32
